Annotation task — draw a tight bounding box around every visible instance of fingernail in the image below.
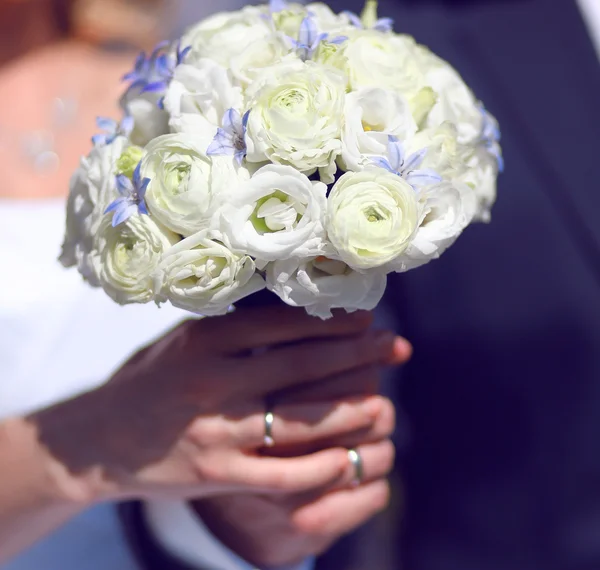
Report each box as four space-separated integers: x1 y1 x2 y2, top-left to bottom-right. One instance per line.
393 337 413 359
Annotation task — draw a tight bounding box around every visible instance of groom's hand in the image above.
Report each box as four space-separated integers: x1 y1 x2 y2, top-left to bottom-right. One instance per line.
190 343 407 568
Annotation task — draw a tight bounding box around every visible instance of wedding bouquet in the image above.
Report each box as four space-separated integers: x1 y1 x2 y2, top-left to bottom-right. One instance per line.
60 0 503 319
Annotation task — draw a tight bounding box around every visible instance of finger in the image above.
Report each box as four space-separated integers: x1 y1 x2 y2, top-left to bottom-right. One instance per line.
223 448 349 494
196 306 373 355
232 396 384 449
292 479 391 538
386 336 413 366
275 365 381 405
266 397 396 456
339 440 396 487
242 331 397 396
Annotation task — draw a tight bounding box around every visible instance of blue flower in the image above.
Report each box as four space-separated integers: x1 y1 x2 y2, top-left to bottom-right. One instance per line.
122 41 191 105
288 15 347 61
342 10 394 32
478 103 504 173
105 162 150 227
207 109 250 165
92 116 134 146
371 136 443 189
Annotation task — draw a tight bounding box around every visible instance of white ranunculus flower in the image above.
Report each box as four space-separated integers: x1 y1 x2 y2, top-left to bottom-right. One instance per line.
306 3 353 34
60 137 128 285
406 123 465 181
164 59 243 133
216 164 328 262
418 48 482 145
389 181 476 272
330 30 424 97
142 133 248 237
340 87 417 172
245 58 346 183
230 34 290 87
327 170 420 270
459 145 500 223
267 256 387 319
92 215 179 305
154 230 265 315
181 7 273 67
120 90 169 147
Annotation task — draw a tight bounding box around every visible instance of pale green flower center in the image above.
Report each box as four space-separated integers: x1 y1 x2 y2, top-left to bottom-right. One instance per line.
251 190 305 233
116 146 144 179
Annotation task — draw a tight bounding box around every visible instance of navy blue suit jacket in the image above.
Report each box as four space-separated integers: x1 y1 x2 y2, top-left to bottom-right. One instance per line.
318 0 600 569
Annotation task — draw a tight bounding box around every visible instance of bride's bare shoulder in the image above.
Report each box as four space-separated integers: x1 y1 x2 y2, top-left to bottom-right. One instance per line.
0 41 133 200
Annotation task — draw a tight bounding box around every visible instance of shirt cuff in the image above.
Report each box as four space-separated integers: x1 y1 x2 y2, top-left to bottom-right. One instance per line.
144 500 315 570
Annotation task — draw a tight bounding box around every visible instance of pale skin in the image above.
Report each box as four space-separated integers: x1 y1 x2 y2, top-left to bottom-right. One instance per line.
0 36 412 568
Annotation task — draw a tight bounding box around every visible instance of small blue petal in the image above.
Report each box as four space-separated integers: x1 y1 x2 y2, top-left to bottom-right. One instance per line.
342 11 363 27
387 136 404 172
120 115 135 135
112 203 138 227
242 110 250 133
371 156 395 173
222 108 240 133
133 161 143 189
403 148 428 172
105 196 129 215
139 178 151 197
138 200 149 216
178 45 192 64
373 18 394 32
329 35 348 45
142 81 169 93
207 130 237 156
406 169 443 187
116 174 134 196
96 116 117 132
92 134 108 146
234 149 246 166
299 16 318 48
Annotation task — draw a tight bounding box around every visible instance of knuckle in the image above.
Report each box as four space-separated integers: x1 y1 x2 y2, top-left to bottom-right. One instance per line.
379 440 396 474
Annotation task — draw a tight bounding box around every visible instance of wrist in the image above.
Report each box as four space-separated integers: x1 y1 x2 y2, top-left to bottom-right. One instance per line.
0 417 91 512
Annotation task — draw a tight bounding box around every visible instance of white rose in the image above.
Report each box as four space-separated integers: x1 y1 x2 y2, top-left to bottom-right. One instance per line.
340 87 417 172
245 58 346 183
142 133 248 237
419 49 482 144
164 60 243 134
154 230 265 315
60 137 128 285
121 90 169 147
92 215 179 305
389 181 476 272
306 3 353 34
216 164 328 262
267 256 386 319
181 7 273 67
331 31 424 97
327 170 420 270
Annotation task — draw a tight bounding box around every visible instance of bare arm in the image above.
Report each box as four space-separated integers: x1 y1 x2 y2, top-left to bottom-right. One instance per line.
0 417 88 563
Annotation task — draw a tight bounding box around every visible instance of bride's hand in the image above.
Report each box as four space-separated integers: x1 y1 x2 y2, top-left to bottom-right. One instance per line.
30 306 409 506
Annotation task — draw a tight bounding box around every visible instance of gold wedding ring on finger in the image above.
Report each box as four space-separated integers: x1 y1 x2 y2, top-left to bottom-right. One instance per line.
263 410 275 447
348 448 364 487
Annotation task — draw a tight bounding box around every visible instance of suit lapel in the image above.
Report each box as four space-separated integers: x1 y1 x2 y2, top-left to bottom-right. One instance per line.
443 0 600 280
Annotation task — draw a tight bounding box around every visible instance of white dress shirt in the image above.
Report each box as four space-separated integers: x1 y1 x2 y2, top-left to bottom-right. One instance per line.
0 199 311 570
